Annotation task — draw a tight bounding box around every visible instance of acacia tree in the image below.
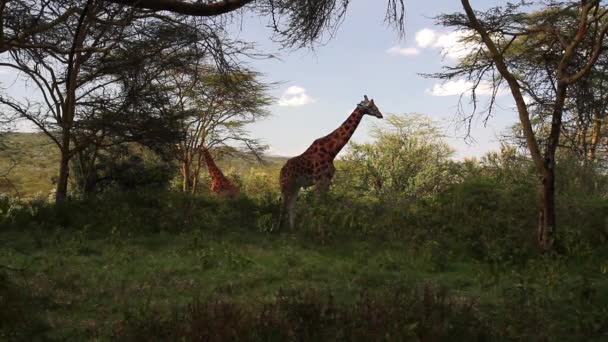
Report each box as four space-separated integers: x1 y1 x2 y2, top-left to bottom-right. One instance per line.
0 0 122 202
151 64 271 193
509 17 608 165
0 0 247 201
99 0 406 47
507 70 608 166
559 60 608 163
1 0 406 51
431 0 608 250
0 0 406 202
69 60 186 195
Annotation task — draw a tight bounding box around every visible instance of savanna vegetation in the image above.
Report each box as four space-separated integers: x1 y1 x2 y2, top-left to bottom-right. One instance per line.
1 0 608 341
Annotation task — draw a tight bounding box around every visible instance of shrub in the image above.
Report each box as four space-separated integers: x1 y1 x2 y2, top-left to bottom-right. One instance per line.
112 284 490 341
0 272 50 341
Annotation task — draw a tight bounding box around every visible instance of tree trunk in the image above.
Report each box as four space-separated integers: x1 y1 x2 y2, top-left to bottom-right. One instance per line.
182 161 191 192
56 146 70 202
54 0 90 203
538 166 556 251
191 151 204 195
191 173 199 194
460 0 607 252
81 153 99 195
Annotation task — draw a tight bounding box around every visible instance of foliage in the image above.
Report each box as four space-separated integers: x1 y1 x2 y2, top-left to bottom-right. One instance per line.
0 111 607 341
0 183 606 340
0 272 50 341
113 284 488 341
164 65 273 193
335 114 457 203
71 144 176 194
0 0 259 201
95 0 405 49
0 132 288 198
430 0 608 250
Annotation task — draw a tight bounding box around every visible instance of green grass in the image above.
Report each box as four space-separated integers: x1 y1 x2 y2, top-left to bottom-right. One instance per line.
1 133 607 340
1 223 607 340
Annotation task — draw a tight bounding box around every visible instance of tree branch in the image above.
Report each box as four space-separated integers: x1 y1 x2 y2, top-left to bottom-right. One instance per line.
100 0 254 16
460 0 544 173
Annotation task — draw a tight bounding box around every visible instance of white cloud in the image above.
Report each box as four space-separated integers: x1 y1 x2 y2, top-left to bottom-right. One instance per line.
415 28 437 48
284 85 305 95
386 46 420 56
426 79 497 97
434 30 480 60
414 28 481 60
278 85 316 107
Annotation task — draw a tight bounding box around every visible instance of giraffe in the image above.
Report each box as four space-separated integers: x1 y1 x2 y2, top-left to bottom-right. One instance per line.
278 95 383 230
201 147 239 196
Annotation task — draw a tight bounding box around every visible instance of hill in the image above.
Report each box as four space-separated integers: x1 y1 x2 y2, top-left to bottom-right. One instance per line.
0 132 287 197
0 132 58 196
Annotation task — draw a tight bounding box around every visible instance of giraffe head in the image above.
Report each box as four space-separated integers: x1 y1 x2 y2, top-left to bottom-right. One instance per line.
357 95 383 118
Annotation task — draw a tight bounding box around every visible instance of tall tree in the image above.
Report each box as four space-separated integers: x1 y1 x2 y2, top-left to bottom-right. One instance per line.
0 0 247 201
154 65 271 193
431 0 608 250
2 0 405 52
98 0 406 48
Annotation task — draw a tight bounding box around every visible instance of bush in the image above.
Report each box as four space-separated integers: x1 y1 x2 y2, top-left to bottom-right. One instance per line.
0 189 277 235
112 284 490 341
71 144 175 195
0 272 50 341
435 176 537 263
334 114 457 202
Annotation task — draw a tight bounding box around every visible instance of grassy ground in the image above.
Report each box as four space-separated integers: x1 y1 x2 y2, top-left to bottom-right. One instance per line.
1 222 608 340
1 133 607 340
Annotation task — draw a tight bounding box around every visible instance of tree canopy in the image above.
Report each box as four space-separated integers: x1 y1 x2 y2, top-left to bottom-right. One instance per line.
430 0 608 250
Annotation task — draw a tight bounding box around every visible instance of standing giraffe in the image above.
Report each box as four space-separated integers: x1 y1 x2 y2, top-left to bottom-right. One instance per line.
279 95 383 230
201 147 239 196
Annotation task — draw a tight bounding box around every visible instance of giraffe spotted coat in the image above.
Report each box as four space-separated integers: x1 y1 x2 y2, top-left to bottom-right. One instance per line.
202 148 239 196
279 95 383 230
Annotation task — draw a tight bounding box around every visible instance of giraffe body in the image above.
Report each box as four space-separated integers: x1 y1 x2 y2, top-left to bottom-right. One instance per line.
279 95 383 230
202 148 239 196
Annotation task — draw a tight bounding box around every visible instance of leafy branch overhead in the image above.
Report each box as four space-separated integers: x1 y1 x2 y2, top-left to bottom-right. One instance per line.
99 0 406 48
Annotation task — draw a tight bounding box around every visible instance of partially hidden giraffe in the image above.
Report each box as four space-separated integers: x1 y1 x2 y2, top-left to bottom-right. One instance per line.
201 147 239 196
279 95 383 230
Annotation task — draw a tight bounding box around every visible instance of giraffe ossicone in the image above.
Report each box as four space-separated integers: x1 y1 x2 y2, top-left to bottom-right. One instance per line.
278 95 384 230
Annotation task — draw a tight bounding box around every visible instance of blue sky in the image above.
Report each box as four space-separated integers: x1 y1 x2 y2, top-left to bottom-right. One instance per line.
2 1 519 160
233 0 519 159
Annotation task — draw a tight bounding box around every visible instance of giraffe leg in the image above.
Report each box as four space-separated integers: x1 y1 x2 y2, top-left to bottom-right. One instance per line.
286 190 299 231
316 179 330 197
315 164 334 197
278 188 299 231
278 193 287 230
313 172 334 243
315 169 334 201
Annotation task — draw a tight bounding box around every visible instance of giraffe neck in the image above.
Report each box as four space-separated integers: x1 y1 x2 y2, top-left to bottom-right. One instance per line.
327 107 365 157
202 148 228 182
